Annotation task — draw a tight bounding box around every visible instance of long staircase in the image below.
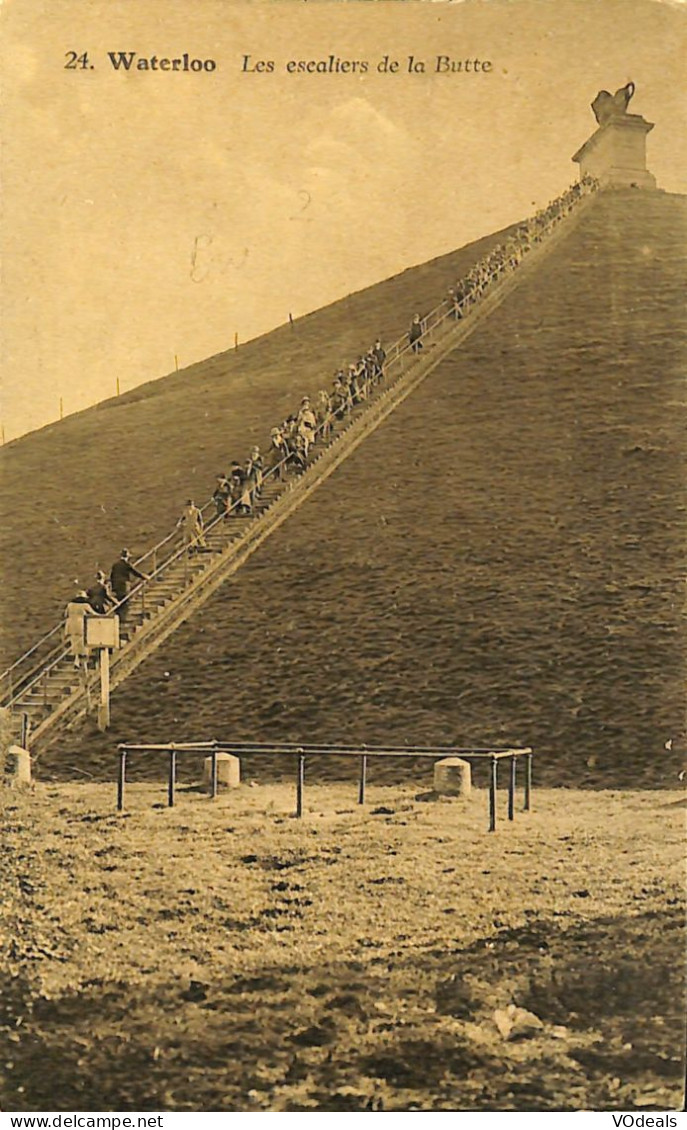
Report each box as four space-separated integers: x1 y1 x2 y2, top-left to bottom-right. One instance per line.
0 183 600 754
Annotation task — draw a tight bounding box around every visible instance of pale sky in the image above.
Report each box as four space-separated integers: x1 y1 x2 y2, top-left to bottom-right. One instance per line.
2 0 686 441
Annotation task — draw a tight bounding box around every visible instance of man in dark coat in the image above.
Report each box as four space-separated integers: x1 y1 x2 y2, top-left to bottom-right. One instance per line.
213 474 231 518
372 340 386 377
110 549 148 622
87 571 115 614
409 314 424 353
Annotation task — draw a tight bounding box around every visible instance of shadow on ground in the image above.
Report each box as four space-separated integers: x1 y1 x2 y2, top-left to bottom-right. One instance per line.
2 908 684 1112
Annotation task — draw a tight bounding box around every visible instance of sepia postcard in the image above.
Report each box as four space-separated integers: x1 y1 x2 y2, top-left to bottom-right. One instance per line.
1 0 685 1118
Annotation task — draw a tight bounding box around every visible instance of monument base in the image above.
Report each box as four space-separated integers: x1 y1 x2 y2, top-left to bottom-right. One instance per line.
598 168 657 190
572 113 656 190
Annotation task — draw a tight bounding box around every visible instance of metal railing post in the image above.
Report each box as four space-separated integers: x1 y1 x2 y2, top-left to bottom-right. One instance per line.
489 755 497 832
210 748 218 799
524 752 532 812
508 755 516 821
168 746 176 807
117 748 127 811
358 754 367 805
296 753 305 817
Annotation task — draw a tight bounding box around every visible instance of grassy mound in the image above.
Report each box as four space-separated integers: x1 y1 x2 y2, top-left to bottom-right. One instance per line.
0 223 515 665
37 189 687 787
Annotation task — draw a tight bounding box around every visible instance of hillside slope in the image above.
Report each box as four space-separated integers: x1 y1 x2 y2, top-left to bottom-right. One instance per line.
40 189 687 787
0 223 516 666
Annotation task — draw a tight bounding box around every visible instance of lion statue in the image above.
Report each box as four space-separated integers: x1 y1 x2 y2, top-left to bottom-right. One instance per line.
591 81 636 125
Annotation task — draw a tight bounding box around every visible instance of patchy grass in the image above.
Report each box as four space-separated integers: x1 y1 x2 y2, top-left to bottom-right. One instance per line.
1 781 684 1111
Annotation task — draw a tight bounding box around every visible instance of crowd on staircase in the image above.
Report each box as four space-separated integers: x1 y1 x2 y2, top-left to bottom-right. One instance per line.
444 175 600 322
210 337 390 524
62 342 391 667
60 174 599 669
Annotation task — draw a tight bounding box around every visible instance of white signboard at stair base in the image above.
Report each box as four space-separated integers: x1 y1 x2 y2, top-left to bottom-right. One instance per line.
85 616 120 650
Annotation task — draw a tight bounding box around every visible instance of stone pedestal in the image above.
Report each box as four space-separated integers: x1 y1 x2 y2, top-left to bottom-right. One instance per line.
4 745 31 787
572 114 656 188
434 757 471 798
203 753 240 789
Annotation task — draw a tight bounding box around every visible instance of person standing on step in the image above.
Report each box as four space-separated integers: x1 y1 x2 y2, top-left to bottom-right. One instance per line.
246 446 264 503
347 363 361 405
63 589 99 669
317 389 333 439
269 428 289 480
332 375 349 419
229 462 247 512
110 549 149 623
297 397 318 458
372 339 386 378
242 448 262 512
409 314 424 353
212 474 231 519
177 499 208 553
87 571 115 614
354 357 368 401
292 431 308 474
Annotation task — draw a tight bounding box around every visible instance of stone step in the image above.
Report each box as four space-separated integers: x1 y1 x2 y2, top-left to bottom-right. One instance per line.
33 679 76 696
16 700 51 715
21 695 64 711
48 672 81 685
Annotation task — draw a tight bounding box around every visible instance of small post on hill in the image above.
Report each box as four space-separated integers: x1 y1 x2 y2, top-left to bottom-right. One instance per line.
234 332 239 351
174 354 179 372
59 397 64 420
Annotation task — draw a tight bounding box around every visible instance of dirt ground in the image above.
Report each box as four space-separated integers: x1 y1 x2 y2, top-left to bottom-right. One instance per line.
1 779 684 1112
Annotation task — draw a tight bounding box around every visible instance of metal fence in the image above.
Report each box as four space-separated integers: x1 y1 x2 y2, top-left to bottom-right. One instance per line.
115 740 533 832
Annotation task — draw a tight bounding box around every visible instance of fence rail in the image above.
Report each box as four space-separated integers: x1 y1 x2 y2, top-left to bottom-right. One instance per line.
115 740 533 831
